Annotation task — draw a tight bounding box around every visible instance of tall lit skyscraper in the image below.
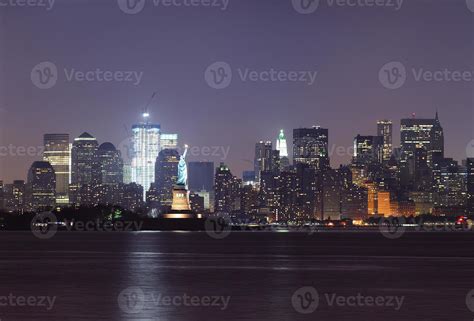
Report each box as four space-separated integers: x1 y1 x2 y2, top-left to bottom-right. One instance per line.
154 149 180 207
131 114 161 199
276 129 288 157
214 163 241 214
276 129 290 169
467 158 474 215
254 141 273 183
377 120 393 162
97 143 124 185
71 132 99 186
43 134 71 204
400 112 444 168
27 161 56 211
293 126 329 170
353 135 383 165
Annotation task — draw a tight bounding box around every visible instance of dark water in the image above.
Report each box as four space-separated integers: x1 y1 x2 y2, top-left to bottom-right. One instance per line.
0 231 473 320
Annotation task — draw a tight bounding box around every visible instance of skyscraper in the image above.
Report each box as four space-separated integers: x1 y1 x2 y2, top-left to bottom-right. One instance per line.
27 161 56 211
160 134 178 150
377 120 393 162
353 135 383 165
467 158 474 215
276 129 290 169
131 115 161 199
254 141 273 183
276 129 288 157
43 134 71 204
400 113 444 168
293 126 329 170
188 161 214 192
214 163 241 214
97 143 124 185
71 132 99 186
154 149 180 207
0 180 3 210
4 180 26 212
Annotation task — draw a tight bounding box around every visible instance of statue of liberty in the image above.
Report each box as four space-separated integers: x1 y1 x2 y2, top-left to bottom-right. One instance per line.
177 144 188 188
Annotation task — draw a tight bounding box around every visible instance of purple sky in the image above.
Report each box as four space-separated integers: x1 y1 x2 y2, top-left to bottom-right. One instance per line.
0 0 473 182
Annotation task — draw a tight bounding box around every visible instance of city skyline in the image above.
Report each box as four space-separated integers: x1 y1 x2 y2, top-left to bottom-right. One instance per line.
0 1 473 320
0 110 470 182
1 0 473 183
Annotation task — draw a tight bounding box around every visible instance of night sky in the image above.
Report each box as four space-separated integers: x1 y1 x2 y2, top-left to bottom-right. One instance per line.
0 0 473 182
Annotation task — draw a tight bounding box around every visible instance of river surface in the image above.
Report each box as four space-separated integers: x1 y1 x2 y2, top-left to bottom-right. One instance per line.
0 231 473 320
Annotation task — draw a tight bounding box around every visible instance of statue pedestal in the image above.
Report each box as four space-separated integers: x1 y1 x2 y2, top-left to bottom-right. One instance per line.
162 184 201 219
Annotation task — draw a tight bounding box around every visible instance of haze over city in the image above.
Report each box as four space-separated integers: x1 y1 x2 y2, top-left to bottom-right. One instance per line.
0 0 473 182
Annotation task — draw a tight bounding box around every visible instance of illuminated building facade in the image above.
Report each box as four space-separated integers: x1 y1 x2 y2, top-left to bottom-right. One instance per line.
276 129 290 169
71 132 99 186
377 120 393 163
154 149 180 207
353 135 383 165
400 113 444 168
293 126 329 171
43 134 71 204
467 158 474 215
214 163 241 214
97 142 124 185
3 180 25 212
27 161 56 211
160 134 178 150
131 120 161 199
254 141 273 183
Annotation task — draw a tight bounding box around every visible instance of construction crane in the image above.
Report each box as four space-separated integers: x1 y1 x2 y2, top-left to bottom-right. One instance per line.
142 91 157 120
